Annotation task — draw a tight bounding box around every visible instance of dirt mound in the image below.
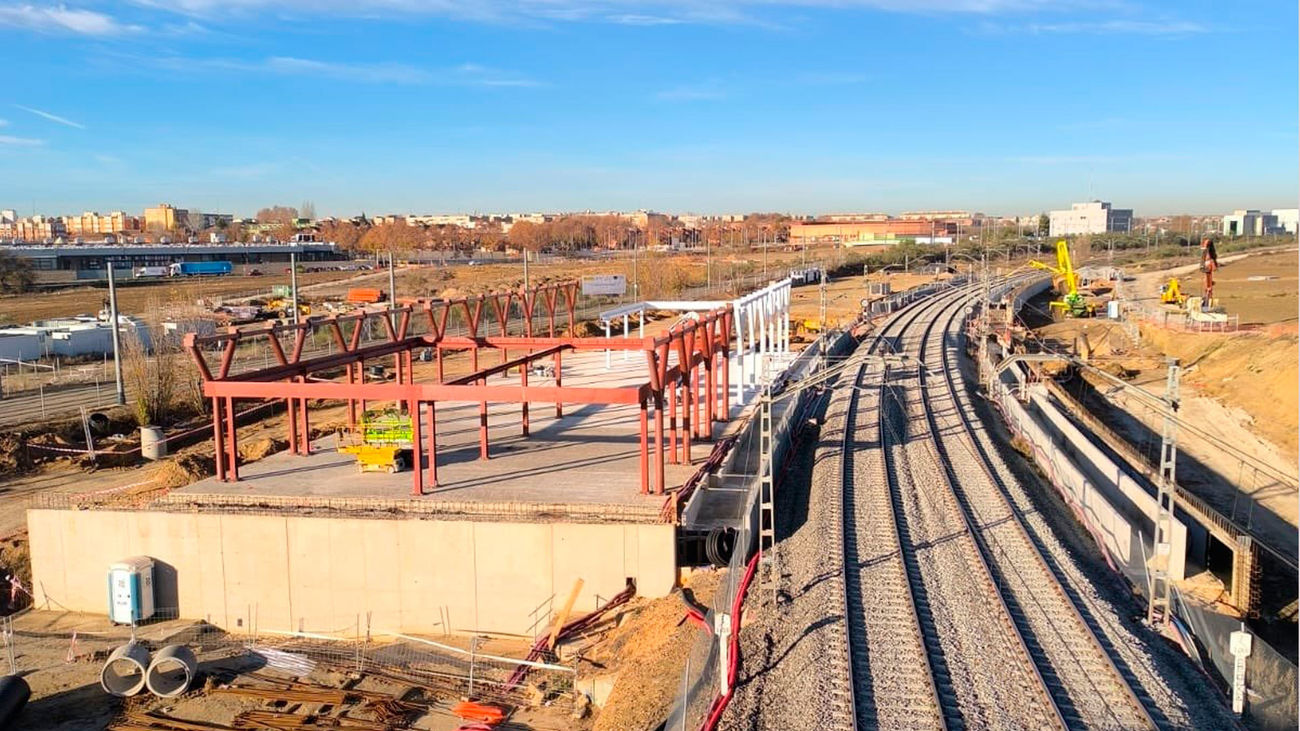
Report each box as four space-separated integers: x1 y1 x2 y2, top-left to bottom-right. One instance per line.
0 434 34 476
591 569 721 731
1142 326 1299 458
239 436 287 462
154 453 217 490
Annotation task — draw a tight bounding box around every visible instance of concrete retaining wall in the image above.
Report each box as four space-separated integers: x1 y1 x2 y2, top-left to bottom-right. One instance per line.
27 509 675 637
992 375 1187 582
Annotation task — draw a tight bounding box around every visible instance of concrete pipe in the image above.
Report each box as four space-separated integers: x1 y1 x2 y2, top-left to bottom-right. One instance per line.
100 641 150 697
145 644 197 698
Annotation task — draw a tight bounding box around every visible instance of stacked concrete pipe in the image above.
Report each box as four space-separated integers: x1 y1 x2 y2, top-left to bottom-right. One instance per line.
145 645 197 698
100 641 151 697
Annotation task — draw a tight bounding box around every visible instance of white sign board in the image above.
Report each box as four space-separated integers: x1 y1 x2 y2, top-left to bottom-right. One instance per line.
1230 629 1252 715
582 274 627 296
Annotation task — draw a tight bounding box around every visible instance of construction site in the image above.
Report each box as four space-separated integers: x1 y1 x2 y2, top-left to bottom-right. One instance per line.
0 240 1294 731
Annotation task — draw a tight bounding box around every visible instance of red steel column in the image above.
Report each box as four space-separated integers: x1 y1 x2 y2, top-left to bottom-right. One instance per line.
436 345 445 382
225 396 239 481
212 397 226 482
409 397 423 496
299 380 311 455
358 357 366 422
705 357 716 433
638 397 649 494
520 356 530 437
554 349 563 419
654 393 666 494
346 364 357 429
667 382 678 464
479 379 490 460
426 401 438 489
682 371 693 464
286 393 299 455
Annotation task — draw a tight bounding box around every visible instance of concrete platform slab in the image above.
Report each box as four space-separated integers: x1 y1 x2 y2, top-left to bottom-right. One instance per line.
168 349 756 522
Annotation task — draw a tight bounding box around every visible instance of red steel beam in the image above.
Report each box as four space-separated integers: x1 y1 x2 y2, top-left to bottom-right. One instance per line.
444 344 568 385
202 379 647 405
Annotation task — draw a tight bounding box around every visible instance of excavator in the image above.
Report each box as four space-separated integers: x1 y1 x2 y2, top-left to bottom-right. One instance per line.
1029 240 1096 318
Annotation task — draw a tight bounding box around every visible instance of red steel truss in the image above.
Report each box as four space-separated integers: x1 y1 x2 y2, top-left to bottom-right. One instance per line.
184 280 733 497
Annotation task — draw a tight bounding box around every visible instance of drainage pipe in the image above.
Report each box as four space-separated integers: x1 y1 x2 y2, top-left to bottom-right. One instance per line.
100 641 150 697
146 644 197 698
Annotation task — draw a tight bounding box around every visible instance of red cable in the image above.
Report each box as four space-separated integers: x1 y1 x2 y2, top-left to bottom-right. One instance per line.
698 550 760 731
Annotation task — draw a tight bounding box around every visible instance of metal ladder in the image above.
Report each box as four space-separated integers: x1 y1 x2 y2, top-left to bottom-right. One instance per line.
758 393 778 604
1149 360 1180 626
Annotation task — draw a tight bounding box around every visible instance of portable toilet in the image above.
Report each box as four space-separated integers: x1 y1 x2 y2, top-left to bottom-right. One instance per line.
107 557 156 625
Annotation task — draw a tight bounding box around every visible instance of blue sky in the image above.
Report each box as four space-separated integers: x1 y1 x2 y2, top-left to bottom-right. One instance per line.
0 1 1295 217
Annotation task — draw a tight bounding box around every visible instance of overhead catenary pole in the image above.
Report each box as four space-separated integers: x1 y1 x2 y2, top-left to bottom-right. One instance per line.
106 261 125 405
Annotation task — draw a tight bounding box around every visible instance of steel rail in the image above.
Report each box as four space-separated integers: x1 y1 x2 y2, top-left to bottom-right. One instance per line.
878 285 1067 730
921 293 1163 730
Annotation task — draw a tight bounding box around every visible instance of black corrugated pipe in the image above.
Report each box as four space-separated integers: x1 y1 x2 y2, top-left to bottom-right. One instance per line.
0 675 30 728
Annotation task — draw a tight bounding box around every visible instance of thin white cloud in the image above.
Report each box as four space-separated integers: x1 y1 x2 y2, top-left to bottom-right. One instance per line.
0 135 44 146
608 13 682 25
127 0 1106 27
657 83 726 101
978 18 1209 35
14 105 86 129
148 55 540 87
0 4 141 35
0 119 7 127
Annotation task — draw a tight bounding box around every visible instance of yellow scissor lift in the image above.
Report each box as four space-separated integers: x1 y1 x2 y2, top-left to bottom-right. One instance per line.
338 409 414 474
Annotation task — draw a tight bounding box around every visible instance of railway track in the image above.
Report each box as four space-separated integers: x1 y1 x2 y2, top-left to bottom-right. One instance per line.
833 282 1163 730
916 293 1162 729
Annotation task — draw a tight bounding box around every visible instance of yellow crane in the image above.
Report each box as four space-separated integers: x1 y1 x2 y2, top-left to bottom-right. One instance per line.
1029 240 1095 317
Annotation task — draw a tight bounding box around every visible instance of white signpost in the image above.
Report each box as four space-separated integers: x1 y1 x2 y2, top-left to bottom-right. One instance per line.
582 274 627 297
1229 627 1252 715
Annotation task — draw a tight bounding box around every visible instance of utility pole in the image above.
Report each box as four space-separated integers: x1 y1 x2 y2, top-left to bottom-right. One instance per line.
523 247 530 288
387 251 397 327
289 252 300 325
633 229 640 300
818 267 828 330
706 231 712 292
106 262 125 406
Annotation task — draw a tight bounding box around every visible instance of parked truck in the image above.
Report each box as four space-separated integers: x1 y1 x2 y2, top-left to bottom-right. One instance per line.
169 261 233 277
133 266 169 278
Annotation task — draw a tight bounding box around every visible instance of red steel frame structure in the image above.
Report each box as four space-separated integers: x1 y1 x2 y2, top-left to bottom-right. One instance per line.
184 281 733 497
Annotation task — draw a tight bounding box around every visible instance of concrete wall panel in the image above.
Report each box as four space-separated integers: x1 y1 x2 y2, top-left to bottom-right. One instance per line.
474 522 553 635
287 518 335 632
27 509 674 637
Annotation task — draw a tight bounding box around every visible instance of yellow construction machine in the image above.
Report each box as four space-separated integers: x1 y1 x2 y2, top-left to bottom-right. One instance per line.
1159 278 1187 307
337 409 413 474
1029 240 1096 318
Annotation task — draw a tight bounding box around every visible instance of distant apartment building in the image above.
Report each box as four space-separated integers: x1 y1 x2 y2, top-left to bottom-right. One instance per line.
406 214 473 228
789 217 941 246
624 210 671 228
1273 208 1299 234
63 210 142 236
1048 201 1133 236
5 215 67 241
144 203 189 232
1221 209 1291 237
